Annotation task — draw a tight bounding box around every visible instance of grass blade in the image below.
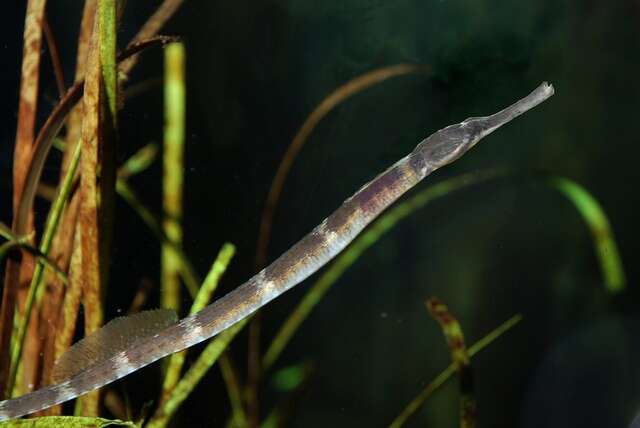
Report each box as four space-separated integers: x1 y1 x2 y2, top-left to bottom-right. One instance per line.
0 0 48 398
117 144 159 180
120 0 185 76
161 244 235 401
74 0 119 413
161 42 186 312
116 181 200 298
425 298 475 428
7 140 81 398
389 314 522 428
549 177 626 293
147 320 247 428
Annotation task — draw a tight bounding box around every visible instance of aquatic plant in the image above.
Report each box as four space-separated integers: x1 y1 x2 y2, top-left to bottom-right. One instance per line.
0 2 625 427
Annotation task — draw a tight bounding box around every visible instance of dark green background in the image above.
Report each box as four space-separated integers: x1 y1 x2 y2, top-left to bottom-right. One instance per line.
2 1 640 426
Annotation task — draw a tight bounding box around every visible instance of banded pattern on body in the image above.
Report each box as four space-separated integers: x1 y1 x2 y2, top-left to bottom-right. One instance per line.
0 82 554 421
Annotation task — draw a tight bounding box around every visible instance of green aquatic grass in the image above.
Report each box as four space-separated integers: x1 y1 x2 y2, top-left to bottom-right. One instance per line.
116 180 200 298
7 138 81 397
154 37 187 410
425 298 475 428
100 0 118 125
117 144 159 180
161 42 186 311
77 0 119 415
146 319 248 428
1 0 189 422
190 243 236 313
1 2 627 423
219 353 248 428
0 230 66 283
389 314 522 428
549 177 625 293
0 224 16 241
161 243 236 400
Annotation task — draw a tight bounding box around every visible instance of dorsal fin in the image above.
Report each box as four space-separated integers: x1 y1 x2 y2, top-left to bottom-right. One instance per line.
51 309 178 383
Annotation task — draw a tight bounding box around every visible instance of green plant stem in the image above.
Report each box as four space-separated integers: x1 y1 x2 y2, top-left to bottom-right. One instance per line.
0 227 66 282
191 244 236 312
219 353 248 428
100 0 117 123
161 42 186 312
425 298 475 428
549 177 626 293
117 143 158 179
147 319 248 428
161 243 235 399
389 314 522 428
116 180 200 298
7 138 81 397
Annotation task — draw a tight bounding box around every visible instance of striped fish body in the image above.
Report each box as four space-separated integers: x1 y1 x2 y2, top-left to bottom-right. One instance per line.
0 82 554 420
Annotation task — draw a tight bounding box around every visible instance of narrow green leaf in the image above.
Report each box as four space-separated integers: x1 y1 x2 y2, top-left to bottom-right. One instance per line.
161 243 235 400
389 314 522 428
550 177 626 293
161 42 186 311
425 298 475 428
7 139 81 396
147 320 247 428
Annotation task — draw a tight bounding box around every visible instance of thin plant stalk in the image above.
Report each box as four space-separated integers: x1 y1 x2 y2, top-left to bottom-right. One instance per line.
161 42 186 312
13 35 176 259
549 177 626 293
219 353 248 428
0 0 48 398
41 1 96 392
1 0 182 413
117 143 159 180
147 320 248 428
7 140 82 397
389 314 522 428
425 298 475 428
42 15 66 99
161 243 236 401
120 0 185 76
0 231 67 282
3 36 175 399
116 181 200 298
74 0 119 414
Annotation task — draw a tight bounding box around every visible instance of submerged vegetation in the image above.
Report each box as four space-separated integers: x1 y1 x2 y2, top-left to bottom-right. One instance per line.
0 1 629 427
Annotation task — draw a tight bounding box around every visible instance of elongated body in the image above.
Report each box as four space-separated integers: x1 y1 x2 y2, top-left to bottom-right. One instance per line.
0 82 554 420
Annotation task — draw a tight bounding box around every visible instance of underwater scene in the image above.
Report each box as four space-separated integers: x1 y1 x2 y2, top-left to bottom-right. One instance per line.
0 1 639 427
